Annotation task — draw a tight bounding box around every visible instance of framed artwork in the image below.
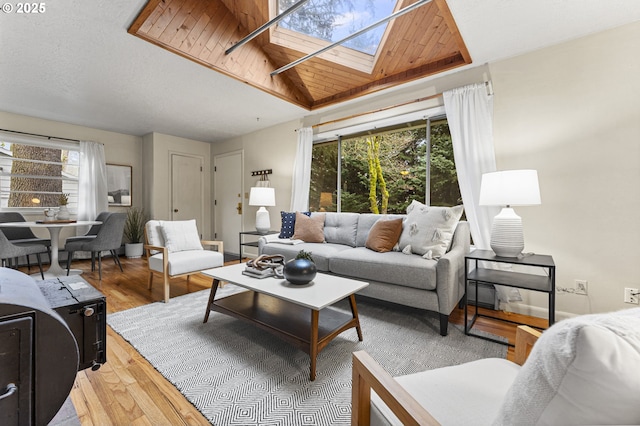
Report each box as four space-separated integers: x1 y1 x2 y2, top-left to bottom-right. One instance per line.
106 164 132 206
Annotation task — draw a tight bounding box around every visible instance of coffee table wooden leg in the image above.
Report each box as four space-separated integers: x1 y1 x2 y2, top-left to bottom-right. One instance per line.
310 309 319 381
349 294 363 341
203 278 220 323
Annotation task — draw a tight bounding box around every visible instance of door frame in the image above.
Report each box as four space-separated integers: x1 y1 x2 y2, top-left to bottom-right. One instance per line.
213 149 244 250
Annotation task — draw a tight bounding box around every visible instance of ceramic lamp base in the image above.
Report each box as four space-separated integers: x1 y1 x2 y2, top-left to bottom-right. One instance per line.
490 207 524 258
255 207 271 235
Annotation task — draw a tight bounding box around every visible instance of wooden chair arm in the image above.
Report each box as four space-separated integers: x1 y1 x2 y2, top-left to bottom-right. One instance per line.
514 325 542 366
201 240 224 254
144 244 167 254
351 351 440 426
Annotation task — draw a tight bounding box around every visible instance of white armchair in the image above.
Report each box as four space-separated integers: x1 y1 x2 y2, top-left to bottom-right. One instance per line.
352 308 640 426
144 220 224 303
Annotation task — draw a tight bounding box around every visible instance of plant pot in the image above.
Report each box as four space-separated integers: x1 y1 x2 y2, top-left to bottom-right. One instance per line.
125 242 144 259
283 259 317 285
57 205 70 220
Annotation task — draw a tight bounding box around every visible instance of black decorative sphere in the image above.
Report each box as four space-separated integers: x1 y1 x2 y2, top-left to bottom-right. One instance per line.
283 259 317 285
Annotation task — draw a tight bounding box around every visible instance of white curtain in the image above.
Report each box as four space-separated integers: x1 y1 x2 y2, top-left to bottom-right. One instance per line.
290 127 313 211
444 83 520 303
77 141 108 233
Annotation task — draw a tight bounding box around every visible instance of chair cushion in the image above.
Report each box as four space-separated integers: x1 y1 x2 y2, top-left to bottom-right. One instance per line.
371 358 520 426
160 220 203 253
398 201 463 259
145 220 165 247
494 308 640 426
148 250 223 276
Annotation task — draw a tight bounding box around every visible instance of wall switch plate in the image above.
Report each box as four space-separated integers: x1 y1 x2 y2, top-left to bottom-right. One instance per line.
624 288 639 304
575 279 588 295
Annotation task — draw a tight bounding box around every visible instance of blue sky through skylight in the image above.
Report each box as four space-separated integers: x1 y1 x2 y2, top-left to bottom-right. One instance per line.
278 0 398 55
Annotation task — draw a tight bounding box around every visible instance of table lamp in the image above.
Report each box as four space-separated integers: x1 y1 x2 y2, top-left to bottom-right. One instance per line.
479 170 541 257
249 187 276 234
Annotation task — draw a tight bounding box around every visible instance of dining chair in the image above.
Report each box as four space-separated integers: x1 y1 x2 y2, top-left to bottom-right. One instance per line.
65 213 126 280
0 230 47 279
0 212 51 271
64 211 111 244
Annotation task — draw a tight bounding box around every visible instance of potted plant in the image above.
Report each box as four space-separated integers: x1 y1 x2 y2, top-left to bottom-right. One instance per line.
283 250 317 285
57 193 70 219
124 207 147 258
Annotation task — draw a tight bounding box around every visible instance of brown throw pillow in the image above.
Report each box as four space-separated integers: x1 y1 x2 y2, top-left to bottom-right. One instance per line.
292 212 325 243
365 218 403 253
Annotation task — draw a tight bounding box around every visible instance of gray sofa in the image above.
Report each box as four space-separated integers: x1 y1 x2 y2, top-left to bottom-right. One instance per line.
258 212 470 336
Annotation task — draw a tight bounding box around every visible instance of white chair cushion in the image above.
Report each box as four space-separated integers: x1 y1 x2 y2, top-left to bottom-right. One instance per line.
159 219 203 253
145 220 165 247
494 308 640 426
149 250 223 276
371 358 520 426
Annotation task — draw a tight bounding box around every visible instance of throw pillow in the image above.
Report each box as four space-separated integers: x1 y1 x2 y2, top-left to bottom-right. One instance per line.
365 218 403 253
292 212 325 243
494 308 640 426
159 219 203 253
279 211 311 238
398 200 463 259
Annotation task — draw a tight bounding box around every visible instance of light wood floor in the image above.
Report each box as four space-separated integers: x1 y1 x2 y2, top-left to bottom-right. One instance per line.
28 256 546 425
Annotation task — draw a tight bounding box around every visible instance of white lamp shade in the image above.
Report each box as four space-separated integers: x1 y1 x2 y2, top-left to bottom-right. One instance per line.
479 170 541 207
249 187 275 206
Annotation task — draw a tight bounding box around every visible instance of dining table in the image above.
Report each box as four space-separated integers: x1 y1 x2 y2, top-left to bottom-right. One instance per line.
1 220 101 279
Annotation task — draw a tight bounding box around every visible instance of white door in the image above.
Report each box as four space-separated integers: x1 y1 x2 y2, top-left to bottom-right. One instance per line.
214 151 243 256
171 154 203 235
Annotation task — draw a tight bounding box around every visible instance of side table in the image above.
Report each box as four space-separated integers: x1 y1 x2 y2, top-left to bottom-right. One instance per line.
238 230 279 263
464 249 555 346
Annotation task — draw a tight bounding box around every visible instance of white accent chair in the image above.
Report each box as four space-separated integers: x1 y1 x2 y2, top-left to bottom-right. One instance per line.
144 220 224 303
352 308 640 426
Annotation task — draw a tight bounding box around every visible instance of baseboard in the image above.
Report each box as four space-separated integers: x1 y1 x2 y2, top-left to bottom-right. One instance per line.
501 302 576 322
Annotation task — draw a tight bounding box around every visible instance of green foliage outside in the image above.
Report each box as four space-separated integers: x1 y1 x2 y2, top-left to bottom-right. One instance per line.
309 120 461 214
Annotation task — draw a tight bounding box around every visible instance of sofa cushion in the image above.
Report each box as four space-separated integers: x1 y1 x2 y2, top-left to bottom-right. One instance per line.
495 308 640 426
365 218 403 253
279 211 310 238
356 214 405 247
261 242 350 272
329 247 437 291
398 201 463 259
160 219 203 253
148 250 223 276
293 212 325 242
322 212 359 247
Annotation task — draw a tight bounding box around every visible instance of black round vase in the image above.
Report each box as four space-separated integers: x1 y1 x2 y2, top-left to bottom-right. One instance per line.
283 259 317 285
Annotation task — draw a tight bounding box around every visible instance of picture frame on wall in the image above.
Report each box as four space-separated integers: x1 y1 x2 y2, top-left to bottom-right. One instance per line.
106 164 132 206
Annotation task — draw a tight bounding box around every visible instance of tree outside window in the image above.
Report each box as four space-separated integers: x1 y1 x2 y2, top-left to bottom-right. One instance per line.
309 118 461 213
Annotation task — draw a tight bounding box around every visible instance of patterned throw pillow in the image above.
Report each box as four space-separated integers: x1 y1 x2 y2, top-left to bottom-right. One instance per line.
279 211 311 238
398 200 464 259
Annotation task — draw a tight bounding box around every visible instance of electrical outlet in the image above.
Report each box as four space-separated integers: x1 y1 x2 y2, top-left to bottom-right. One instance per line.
575 279 588 295
624 288 639 304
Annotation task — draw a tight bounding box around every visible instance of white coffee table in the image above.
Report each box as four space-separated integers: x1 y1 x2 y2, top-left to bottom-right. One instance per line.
202 263 369 381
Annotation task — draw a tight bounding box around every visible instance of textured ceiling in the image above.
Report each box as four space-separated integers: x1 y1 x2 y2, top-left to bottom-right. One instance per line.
1 0 639 142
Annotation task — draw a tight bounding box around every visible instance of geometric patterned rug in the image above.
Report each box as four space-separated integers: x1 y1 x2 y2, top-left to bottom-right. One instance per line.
107 285 506 425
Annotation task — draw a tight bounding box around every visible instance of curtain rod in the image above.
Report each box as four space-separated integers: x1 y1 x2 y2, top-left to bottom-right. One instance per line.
309 80 492 130
311 92 442 129
0 128 81 143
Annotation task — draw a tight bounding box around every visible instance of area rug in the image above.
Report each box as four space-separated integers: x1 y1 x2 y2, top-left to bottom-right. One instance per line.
108 285 506 425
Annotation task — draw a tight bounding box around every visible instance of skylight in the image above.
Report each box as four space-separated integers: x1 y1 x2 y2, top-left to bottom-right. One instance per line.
277 0 398 55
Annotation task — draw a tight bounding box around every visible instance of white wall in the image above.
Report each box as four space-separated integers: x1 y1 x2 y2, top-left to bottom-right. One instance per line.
490 20 640 316
143 132 212 238
0 110 142 241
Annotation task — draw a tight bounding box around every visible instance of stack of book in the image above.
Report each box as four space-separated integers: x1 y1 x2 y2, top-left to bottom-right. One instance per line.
242 266 274 279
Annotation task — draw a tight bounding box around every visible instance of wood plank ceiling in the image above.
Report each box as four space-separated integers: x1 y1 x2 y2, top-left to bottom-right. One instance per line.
129 0 471 110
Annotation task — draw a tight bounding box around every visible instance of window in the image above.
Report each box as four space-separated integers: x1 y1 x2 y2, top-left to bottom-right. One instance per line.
277 0 397 55
0 139 79 211
309 118 461 213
